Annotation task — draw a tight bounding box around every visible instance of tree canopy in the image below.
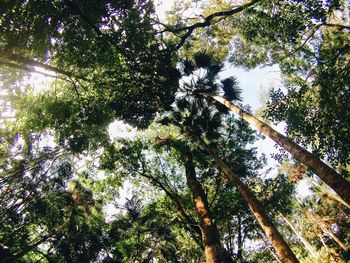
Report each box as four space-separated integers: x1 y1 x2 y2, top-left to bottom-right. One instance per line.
0 0 349 262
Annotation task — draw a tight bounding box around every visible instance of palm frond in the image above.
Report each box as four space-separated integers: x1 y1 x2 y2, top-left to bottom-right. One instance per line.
175 99 189 112
158 116 172 126
182 59 195 76
221 77 242 101
206 65 223 80
214 101 230 113
194 53 212 68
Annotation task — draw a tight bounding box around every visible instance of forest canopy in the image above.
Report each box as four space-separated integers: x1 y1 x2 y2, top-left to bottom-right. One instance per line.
0 0 349 262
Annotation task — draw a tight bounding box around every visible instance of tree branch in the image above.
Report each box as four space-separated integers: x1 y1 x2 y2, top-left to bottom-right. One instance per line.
2 53 87 81
0 60 69 82
163 0 260 49
63 0 126 57
323 23 350 30
136 152 202 240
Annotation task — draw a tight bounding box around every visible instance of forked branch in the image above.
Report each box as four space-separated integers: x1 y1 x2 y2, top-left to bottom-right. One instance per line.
158 0 260 49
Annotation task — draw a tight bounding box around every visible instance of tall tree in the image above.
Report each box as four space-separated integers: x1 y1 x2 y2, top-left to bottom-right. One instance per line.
0 147 105 262
177 53 350 206
180 144 233 262
100 134 233 262
158 0 350 203
160 94 299 262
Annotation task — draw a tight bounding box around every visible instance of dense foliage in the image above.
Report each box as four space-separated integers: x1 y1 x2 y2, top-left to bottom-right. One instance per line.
0 0 349 262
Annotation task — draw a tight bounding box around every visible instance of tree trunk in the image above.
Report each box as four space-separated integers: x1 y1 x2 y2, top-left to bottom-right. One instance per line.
226 220 234 256
237 214 243 262
0 60 68 82
279 212 321 262
198 138 299 263
321 226 348 252
310 180 350 209
182 148 233 263
200 93 350 206
259 231 283 263
310 213 349 252
137 168 203 245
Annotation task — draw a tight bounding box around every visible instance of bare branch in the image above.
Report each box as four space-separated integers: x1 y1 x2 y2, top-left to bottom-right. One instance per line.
0 60 69 82
2 53 87 81
160 0 260 49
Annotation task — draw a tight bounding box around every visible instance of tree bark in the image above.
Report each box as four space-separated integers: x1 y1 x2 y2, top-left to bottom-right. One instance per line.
200 93 350 206
182 148 233 263
198 137 299 263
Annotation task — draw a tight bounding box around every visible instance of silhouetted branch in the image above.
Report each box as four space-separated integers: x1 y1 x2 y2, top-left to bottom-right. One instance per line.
63 0 126 57
2 53 87 81
0 60 69 82
157 0 260 49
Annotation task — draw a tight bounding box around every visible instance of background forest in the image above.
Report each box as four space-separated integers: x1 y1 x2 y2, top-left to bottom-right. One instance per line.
0 0 349 262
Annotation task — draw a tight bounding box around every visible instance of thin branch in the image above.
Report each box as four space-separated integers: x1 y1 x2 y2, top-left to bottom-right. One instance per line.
323 23 350 30
136 151 201 239
208 171 223 209
63 1 126 57
3 54 87 81
167 0 260 49
289 22 349 56
289 24 322 55
0 60 69 82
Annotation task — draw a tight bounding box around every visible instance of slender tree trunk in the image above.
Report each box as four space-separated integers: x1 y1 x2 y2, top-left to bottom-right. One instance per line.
227 220 233 255
182 148 233 263
198 137 299 263
237 214 243 262
321 226 348 252
200 93 350 206
137 167 203 244
279 212 321 262
310 213 349 252
0 60 68 82
318 234 330 252
310 180 350 209
259 232 283 263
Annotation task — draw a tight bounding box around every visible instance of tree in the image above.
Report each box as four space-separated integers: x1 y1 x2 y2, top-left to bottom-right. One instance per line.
0 146 105 262
200 91 350 206
100 133 233 262
265 27 350 168
0 0 180 129
105 195 184 262
176 53 350 206
198 137 299 263
179 144 233 262
160 90 299 262
1 0 349 261
157 0 350 204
